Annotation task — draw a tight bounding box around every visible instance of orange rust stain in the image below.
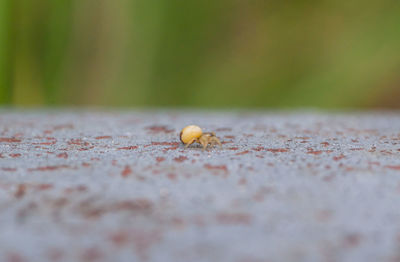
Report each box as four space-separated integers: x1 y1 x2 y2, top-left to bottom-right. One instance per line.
385 165 400 170
28 165 70 172
57 152 68 159
252 146 264 151
167 173 177 180
204 164 228 172
333 154 345 161
109 231 130 247
15 184 26 198
0 138 21 143
37 184 53 190
224 135 235 139
173 156 188 162
266 148 288 153
156 157 165 162
121 165 132 177
307 150 333 155
117 146 138 150
163 146 179 151
235 150 250 155
95 136 112 140
10 153 21 158
68 139 88 146
320 142 330 147
37 141 56 145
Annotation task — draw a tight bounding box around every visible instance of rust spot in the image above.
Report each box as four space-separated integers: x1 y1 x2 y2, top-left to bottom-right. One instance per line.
95 136 112 140
320 142 330 147
228 147 239 150
235 150 250 156
167 173 177 180
333 154 345 161
37 184 53 190
224 135 235 139
121 165 132 177
81 247 103 262
216 212 252 225
216 127 232 132
204 164 228 172
37 141 56 145
57 152 68 159
266 148 288 153
68 139 90 146
109 231 130 247
15 184 26 198
5 252 26 262
146 125 174 133
28 165 70 172
151 142 179 146
112 199 153 213
53 124 74 130
252 146 264 151
307 150 333 155
295 136 310 140
117 146 138 150
0 137 21 143
2 167 17 172
10 153 21 158
343 233 362 248
156 157 165 162
238 178 247 185
173 156 188 162
163 146 179 151
385 165 400 170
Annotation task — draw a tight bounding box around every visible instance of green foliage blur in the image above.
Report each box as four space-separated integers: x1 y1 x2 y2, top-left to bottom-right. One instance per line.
1 0 400 108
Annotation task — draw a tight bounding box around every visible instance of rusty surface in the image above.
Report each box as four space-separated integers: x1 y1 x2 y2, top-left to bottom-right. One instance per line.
1 110 400 262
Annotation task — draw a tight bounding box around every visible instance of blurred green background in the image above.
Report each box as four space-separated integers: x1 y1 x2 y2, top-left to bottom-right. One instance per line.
1 0 400 108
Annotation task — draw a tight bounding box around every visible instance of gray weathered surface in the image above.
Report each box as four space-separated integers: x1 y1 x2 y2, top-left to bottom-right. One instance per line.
1 110 400 262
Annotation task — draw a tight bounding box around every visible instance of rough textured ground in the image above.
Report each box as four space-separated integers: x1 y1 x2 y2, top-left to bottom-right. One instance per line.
1 110 400 262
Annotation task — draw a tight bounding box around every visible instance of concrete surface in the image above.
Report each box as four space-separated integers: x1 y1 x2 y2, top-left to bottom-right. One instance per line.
1 110 400 262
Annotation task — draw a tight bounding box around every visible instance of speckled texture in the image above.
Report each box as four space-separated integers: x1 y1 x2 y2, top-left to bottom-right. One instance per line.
1 110 400 262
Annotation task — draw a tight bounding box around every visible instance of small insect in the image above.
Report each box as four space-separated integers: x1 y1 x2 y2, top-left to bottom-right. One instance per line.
180 125 222 151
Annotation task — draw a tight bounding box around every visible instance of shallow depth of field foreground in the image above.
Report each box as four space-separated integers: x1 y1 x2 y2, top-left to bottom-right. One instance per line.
1 110 400 262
